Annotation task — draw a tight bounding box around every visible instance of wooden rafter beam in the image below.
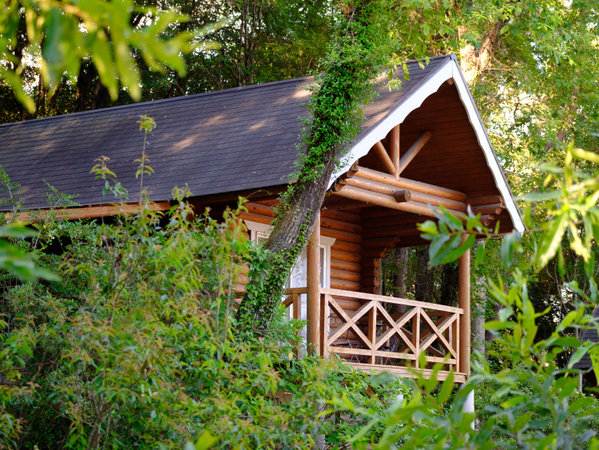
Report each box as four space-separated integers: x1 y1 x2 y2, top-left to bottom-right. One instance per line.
471 203 504 215
391 125 400 178
333 184 461 218
374 141 396 175
467 194 502 206
398 131 431 176
344 176 467 212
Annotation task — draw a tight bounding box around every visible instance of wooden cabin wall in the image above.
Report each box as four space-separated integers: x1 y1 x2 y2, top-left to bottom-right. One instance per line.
322 208 362 292
233 201 363 293
360 257 382 295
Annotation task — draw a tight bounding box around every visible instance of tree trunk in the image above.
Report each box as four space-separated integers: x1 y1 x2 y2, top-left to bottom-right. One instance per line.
236 0 387 337
236 153 338 334
439 262 458 306
393 247 409 298
472 275 486 355
387 247 409 316
414 246 434 303
459 19 507 85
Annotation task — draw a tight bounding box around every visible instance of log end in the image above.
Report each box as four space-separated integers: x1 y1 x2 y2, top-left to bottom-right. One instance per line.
393 189 412 203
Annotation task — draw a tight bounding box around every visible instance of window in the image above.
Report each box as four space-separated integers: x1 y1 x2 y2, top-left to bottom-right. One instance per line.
246 220 271 245
245 220 335 288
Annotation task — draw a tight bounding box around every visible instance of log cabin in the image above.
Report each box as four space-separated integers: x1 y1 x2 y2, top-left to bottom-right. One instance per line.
0 54 523 383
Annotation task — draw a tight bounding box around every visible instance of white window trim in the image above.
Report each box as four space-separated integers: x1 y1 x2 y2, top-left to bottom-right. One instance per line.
319 236 335 288
244 220 272 244
244 219 336 288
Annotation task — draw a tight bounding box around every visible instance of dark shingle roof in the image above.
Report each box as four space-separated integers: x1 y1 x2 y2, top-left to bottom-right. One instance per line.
0 56 450 210
573 307 599 370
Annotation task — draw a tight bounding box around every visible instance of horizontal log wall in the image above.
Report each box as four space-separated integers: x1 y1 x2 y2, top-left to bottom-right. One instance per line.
322 208 362 292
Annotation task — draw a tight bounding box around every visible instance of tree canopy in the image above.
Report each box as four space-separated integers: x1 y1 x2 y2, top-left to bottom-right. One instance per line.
0 0 599 448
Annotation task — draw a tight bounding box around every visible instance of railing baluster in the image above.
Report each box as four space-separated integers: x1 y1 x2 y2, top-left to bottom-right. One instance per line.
450 312 457 367
414 307 421 369
320 293 329 357
456 313 461 372
369 300 377 365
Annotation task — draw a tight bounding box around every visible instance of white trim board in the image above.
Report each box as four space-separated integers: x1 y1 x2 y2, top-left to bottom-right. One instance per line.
243 219 336 247
330 57 524 234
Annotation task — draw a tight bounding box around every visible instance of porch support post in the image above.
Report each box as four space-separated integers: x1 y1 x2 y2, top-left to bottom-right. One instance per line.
307 212 321 355
458 240 471 376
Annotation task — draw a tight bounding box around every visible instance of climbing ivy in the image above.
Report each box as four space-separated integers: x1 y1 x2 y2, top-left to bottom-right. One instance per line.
236 0 394 337
276 0 392 218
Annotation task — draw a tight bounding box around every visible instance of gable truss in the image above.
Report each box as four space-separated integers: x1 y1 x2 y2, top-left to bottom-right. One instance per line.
332 134 504 225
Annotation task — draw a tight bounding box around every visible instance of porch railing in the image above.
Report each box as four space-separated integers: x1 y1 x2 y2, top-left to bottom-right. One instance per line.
283 287 465 382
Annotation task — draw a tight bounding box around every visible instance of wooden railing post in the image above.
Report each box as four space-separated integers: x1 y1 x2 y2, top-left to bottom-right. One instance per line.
458 242 471 376
320 294 329 357
369 301 378 364
306 213 321 355
414 308 421 369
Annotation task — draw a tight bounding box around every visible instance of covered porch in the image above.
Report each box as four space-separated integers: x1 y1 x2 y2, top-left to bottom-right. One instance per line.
284 210 471 383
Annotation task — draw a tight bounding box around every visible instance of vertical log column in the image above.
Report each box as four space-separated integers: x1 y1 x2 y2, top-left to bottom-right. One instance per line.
307 213 321 355
458 242 471 377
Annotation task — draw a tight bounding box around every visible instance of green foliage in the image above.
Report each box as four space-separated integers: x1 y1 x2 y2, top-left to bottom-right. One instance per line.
0 182 408 448
322 370 410 448
0 222 58 282
330 147 599 448
135 115 157 202
0 0 333 122
422 144 599 299
90 156 129 200
418 206 488 267
0 0 219 113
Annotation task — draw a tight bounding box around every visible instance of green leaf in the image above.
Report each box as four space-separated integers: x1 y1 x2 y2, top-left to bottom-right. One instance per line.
571 147 599 164
485 320 515 331
501 231 521 267
91 30 118 100
195 431 218 450
114 40 141 100
513 412 531 432
550 336 581 348
556 309 583 333
474 241 486 268
569 344 592 369
537 213 568 269
437 370 454 404
427 233 450 266
569 396 594 414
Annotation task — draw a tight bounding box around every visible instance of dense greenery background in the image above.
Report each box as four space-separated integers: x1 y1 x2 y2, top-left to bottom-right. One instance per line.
0 0 598 448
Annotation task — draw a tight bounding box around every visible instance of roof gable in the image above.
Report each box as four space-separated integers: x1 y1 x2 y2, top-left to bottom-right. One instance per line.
334 55 523 233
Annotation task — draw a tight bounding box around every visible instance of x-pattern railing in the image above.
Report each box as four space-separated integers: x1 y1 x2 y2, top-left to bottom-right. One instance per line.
320 288 463 375
283 287 464 381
